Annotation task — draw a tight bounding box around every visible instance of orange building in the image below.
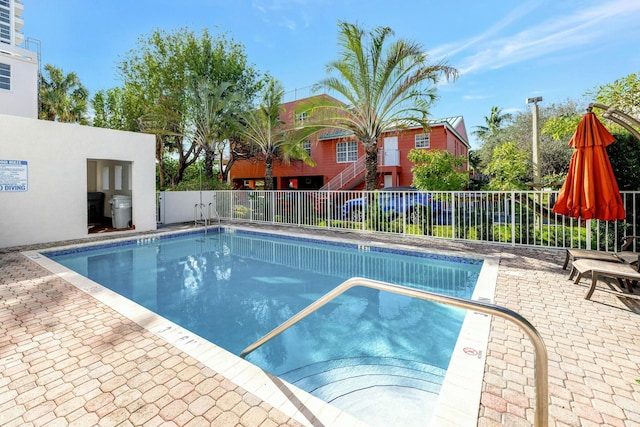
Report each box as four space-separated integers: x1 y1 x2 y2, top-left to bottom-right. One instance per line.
230 95 470 190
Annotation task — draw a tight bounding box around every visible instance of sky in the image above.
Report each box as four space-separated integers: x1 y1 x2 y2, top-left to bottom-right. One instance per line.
22 0 640 148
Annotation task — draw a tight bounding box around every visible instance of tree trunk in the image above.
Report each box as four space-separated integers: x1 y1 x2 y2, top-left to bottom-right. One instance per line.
364 144 379 190
264 155 274 190
204 147 215 179
156 135 165 189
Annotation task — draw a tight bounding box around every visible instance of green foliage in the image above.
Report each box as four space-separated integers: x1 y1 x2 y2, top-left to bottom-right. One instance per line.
39 64 89 124
408 149 468 190
97 27 261 189
473 106 512 142
590 72 640 113
157 159 230 191
92 86 142 131
485 142 530 190
540 173 566 190
542 114 581 141
608 133 640 190
474 100 580 180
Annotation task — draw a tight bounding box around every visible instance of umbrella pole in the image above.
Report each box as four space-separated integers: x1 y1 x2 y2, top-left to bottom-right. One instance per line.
586 220 592 250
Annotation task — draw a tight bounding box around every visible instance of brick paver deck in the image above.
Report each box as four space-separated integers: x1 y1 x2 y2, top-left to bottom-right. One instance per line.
2 223 640 426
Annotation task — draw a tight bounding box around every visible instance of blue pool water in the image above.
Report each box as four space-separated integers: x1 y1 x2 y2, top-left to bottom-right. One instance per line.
46 229 483 425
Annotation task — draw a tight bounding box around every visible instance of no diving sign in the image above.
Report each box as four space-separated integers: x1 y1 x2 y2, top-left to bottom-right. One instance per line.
0 160 28 192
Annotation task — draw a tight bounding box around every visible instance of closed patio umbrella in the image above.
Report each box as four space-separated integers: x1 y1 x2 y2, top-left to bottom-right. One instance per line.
552 111 625 221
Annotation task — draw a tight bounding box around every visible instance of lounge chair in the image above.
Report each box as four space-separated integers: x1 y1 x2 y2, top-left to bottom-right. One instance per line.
569 258 640 300
562 236 639 270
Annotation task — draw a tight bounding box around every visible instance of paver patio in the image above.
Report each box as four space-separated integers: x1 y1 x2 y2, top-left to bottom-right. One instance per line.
1 222 639 426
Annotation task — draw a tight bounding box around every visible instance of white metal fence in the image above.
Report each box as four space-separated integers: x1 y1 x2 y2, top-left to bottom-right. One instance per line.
158 190 640 252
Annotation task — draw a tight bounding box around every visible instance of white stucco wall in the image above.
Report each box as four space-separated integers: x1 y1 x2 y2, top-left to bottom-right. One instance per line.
0 46 38 119
0 114 157 248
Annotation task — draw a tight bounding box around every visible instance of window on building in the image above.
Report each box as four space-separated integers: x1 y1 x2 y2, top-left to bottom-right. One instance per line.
415 133 430 148
0 63 9 90
0 25 8 45
0 0 8 45
295 111 309 125
0 7 9 26
303 139 311 156
337 141 358 162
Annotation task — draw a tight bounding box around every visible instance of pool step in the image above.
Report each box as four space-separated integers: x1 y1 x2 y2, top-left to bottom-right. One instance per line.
280 356 445 402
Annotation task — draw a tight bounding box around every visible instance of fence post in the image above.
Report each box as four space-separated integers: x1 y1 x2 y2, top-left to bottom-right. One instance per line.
450 193 456 240
511 192 516 246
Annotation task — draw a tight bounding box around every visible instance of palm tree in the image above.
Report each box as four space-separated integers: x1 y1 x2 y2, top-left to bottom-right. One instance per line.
39 64 89 124
304 21 458 190
188 78 238 180
238 77 316 190
473 106 512 140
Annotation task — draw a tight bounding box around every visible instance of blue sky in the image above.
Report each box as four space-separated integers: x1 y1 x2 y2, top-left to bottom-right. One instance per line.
23 0 640 148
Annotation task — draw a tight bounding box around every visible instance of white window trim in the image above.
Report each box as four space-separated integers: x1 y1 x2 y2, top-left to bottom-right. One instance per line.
415 133 430 148
295 111 309 126
337 141 358 163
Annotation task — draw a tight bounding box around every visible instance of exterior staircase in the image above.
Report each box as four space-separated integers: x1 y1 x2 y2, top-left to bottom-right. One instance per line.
319 155 366 191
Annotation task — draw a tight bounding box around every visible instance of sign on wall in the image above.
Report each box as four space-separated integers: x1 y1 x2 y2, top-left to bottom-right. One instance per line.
0 160 28 192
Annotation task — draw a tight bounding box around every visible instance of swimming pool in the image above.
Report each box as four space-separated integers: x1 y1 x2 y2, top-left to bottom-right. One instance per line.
32 227 498 427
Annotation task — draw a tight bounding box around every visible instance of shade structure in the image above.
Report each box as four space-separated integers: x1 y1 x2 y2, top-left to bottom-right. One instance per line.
552 112 625 221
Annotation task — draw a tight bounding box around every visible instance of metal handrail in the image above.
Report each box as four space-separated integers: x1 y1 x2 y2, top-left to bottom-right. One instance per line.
194 203 209 235
240 277 549 427
319 155 366 191
208 202 221 231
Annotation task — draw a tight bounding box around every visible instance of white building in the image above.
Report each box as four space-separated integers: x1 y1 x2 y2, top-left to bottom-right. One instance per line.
0 0 157 248
0 0 38 118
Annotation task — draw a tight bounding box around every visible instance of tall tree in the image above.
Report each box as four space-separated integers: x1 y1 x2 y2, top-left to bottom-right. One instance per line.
473 106 512 141
237 78 316 190
93 28 261 189
306 21 458 190
39 64 89 124
485 141 530 190
188 78 239 180
92 86 142 131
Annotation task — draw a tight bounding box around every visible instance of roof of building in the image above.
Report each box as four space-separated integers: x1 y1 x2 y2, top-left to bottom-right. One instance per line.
317 116 469 147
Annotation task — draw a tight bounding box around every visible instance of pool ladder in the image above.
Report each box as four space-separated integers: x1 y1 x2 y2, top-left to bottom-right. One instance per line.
194 203 209 234
194 202 221 235
240 277 549 427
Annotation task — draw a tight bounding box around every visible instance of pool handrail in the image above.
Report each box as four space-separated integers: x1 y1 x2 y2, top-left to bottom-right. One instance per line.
194 203 209 234
240 277 549 427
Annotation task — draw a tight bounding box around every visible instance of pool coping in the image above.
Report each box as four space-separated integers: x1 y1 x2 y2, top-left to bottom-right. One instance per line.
24 225 499 427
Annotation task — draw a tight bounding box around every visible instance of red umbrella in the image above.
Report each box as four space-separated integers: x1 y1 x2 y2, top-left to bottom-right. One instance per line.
552 112 625 221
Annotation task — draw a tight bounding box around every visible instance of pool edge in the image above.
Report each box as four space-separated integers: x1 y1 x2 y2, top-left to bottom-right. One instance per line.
26 225 498 427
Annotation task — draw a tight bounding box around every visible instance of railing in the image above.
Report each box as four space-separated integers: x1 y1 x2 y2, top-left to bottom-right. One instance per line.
319 156 366 191
194 203 209 234
240 277 549 427
207 189 640 252
207 200 221 230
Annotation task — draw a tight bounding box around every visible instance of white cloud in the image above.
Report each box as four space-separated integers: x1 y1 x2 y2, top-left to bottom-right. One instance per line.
433 0 640 76
251 0 315 31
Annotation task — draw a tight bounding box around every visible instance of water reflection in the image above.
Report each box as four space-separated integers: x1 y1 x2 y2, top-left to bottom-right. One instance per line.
54 232 481 384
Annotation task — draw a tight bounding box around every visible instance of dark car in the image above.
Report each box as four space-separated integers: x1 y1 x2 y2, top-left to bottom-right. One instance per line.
342 187 442 223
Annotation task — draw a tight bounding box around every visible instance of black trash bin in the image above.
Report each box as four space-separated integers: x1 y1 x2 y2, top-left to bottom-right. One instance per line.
87 192 105 222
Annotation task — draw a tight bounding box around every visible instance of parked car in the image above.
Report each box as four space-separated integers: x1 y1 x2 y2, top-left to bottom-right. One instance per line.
341 187 442 223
